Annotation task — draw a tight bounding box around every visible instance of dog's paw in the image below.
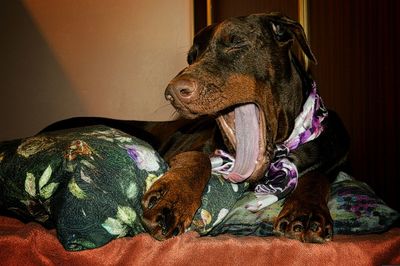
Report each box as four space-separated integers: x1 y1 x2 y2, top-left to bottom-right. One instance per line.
141 151 210 240
141 172 202 240
273 199 333 243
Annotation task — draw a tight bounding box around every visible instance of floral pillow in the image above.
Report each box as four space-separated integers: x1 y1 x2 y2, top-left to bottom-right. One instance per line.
0 126 398 251
0 125 246 250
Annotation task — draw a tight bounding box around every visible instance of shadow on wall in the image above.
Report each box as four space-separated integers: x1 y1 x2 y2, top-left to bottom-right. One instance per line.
1 0 190 141
0 0 85 141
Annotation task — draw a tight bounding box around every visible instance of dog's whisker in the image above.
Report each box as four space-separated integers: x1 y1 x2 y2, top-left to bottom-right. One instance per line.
169 110 180 120
152 103 172 113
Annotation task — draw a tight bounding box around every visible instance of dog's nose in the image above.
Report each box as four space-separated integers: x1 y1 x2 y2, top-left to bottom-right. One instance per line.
165 79 198 103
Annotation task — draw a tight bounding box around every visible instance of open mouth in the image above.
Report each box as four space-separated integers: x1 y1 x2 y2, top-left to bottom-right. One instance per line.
216 103 269 182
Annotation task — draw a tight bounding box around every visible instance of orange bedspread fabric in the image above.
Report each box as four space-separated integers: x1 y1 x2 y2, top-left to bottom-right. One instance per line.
0 216 399 266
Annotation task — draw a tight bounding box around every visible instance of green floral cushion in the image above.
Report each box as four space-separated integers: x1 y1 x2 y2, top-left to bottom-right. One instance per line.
0 126 398 251
0 126 246 251
0 126 165 250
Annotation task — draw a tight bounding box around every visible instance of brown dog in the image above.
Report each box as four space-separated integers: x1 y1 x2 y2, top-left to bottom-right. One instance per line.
45 13 350 243
141 12 349 242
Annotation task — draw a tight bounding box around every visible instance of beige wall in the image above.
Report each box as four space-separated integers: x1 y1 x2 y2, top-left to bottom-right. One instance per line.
0 0 192 141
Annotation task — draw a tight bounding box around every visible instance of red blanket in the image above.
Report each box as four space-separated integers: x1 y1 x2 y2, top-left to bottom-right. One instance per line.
0 216 399 265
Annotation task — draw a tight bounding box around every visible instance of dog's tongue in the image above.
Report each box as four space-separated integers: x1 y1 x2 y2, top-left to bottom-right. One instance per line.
226 104 259 183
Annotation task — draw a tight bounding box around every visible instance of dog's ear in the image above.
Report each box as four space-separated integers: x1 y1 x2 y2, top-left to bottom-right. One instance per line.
265 12 317 64
188 24 217 64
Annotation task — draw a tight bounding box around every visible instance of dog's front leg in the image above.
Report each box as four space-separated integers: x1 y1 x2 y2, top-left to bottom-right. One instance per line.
141 151 211 240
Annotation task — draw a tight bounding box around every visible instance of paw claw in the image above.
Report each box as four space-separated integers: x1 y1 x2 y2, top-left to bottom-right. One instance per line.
324 224 333 241
292 223 304 233
146 194 160 209
142 185 166 210
172 224 183 236
278 219 289 232
309 221 320 232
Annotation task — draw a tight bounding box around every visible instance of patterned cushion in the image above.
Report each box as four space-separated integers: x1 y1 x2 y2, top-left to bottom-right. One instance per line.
207 172 399 236
0 126 167 250
0 126 245 250
0 126 398 251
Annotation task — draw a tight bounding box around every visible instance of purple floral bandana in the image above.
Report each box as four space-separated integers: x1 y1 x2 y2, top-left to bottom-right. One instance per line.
211 82 328 211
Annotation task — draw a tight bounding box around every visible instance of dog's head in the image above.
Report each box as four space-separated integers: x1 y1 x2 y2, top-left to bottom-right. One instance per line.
165 13 316 182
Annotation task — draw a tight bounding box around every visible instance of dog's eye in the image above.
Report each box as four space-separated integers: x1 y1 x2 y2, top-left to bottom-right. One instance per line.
222 34 246 52
224 34 244 47
229 35 243 46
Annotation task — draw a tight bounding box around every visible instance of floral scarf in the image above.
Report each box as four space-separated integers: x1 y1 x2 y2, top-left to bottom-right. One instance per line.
211 82 328 211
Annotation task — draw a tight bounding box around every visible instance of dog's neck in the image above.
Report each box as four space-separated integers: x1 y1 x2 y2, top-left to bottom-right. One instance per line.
272 52 312 144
